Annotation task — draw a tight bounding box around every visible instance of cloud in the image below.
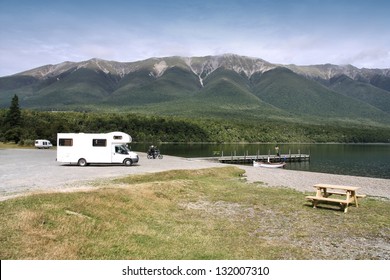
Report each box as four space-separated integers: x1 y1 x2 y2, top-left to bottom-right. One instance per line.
341 49 390 69
1 0 390 76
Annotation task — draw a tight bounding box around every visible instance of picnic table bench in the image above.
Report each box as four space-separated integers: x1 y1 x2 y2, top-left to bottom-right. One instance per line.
306 184 366 213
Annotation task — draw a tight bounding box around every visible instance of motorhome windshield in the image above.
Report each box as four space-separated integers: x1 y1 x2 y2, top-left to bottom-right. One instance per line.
115 144 130 154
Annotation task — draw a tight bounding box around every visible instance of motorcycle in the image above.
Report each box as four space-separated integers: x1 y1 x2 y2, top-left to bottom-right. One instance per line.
147 148 163 159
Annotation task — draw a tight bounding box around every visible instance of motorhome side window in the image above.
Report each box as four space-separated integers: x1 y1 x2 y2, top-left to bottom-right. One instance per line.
113 135 122 140
59 138 73 146
92 139 107 147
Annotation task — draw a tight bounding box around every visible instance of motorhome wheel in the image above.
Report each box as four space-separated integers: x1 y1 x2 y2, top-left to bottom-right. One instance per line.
78 158 87 167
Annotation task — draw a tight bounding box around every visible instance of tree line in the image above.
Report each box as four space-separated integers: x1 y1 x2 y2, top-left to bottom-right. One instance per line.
1 95 390 145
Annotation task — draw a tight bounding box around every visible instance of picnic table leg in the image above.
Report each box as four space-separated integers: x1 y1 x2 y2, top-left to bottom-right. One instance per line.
343 191 350 213
352 191 359 207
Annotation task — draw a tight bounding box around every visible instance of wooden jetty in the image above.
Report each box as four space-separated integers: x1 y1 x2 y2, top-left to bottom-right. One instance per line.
208 149 310 165
217 153 310 165
193 149 310 165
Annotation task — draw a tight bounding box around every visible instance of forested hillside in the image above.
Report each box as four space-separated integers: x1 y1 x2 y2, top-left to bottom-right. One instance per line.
1 55 390 127
1 55 390 144
1 110 390 144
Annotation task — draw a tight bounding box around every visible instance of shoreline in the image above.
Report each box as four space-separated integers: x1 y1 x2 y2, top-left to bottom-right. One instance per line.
237 164 390 199
1 149 389 201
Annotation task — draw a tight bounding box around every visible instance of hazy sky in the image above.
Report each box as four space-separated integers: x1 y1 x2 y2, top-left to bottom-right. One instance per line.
1 0 389 76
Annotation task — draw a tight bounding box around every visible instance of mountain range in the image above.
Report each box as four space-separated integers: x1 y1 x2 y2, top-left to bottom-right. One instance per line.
1 54 390 125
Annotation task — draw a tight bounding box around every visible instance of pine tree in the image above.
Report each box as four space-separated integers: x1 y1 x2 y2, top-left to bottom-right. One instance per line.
3 94 22 143
5 94 21 127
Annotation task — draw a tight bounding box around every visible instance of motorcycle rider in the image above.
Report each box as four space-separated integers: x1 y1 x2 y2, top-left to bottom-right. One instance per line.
148 145 157 159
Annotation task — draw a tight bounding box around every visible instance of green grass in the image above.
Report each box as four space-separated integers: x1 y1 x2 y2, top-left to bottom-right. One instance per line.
0 167 389 260
0 141 34 149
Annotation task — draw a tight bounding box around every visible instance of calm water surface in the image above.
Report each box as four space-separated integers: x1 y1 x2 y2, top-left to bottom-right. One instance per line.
132 143 390 179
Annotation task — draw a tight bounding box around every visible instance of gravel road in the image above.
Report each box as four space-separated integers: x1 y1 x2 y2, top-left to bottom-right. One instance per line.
1 148 389 201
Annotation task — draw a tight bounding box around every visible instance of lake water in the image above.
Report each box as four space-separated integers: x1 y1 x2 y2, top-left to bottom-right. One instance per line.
132 143 390 179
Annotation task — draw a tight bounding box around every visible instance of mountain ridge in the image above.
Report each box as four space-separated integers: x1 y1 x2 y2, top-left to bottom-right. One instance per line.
11 54 390 82
1 54 389 126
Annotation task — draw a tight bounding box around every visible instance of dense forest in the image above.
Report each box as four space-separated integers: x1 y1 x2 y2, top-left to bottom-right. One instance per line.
1 108 390 145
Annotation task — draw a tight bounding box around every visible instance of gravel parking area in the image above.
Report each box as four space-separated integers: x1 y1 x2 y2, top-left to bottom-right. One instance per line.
1 148 389 201
0 149 221 200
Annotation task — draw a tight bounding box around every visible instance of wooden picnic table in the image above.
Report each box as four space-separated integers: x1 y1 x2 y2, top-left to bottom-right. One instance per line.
306 184 366 213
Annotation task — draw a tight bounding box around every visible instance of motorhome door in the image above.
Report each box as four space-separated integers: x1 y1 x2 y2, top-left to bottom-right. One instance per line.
112 144 127 163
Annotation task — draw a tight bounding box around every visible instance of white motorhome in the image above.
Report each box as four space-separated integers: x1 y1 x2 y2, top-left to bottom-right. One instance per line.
35 139 53 149
57 131 139 166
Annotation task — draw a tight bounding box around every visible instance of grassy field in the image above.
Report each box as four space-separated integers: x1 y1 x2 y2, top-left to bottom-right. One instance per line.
0 142 32 149
0 167 389 260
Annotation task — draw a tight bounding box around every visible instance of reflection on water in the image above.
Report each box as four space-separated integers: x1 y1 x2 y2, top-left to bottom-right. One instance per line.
288 160 311 172
131 143 390 179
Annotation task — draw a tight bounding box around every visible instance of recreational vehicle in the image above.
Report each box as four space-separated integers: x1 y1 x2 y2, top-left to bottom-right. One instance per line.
56 131 139 166
35 139 53 149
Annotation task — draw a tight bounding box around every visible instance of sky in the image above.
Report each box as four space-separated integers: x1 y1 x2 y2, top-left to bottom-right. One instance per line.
1 0 390 76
